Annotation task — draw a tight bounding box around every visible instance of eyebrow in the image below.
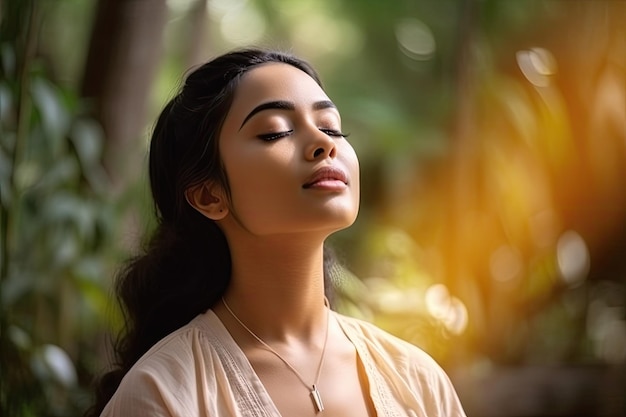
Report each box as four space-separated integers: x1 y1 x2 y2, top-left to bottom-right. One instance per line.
239 100 337 130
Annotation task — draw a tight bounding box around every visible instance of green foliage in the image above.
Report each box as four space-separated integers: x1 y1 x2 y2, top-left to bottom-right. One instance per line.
0 23 114 417
1 0 625 415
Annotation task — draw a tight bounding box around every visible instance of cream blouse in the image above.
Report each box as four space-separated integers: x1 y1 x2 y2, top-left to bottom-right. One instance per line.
100 310 466 417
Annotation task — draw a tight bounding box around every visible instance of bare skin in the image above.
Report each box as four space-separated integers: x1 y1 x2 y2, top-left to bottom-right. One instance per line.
214 300 375 417
187 63 374 416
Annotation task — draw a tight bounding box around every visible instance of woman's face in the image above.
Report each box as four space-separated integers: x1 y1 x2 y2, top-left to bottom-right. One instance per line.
217 62 360 237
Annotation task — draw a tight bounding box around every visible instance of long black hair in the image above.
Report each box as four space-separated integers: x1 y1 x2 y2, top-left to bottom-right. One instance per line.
85 48 337 417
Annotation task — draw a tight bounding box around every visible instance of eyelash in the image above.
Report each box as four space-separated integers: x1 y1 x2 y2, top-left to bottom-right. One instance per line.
321 129 350 138
257 130 294 141
257 129 350 142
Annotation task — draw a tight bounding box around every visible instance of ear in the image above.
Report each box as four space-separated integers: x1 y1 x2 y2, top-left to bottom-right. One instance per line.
185 181 229 221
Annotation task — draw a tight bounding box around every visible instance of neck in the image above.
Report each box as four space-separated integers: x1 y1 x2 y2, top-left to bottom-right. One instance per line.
219 234 329 341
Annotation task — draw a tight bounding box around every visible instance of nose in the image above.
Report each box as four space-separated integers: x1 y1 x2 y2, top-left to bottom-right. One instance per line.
305 130 337 161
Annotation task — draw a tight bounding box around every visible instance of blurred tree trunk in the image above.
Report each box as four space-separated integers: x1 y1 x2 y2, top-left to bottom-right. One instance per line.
446 0 480 358
182 0 211 70
81 0 168 191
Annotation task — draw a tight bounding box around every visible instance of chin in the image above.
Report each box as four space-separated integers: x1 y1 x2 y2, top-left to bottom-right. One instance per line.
326 211 359 232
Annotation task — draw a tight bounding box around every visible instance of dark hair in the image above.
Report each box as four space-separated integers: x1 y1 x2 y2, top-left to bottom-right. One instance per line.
85 48 337 416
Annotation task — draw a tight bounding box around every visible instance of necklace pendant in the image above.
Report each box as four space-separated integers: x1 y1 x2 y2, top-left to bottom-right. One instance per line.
310 384 324 413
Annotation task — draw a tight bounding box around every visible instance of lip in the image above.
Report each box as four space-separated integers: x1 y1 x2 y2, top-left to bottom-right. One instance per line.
302 166 349 190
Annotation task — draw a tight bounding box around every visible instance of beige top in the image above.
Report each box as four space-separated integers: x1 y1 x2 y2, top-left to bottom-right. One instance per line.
100 310 466 417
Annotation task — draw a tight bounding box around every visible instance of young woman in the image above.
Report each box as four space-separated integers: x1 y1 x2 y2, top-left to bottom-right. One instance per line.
87 48 466 417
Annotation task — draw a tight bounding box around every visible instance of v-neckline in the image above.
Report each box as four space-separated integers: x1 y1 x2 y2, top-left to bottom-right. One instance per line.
206 309 281 416
205 309 383 416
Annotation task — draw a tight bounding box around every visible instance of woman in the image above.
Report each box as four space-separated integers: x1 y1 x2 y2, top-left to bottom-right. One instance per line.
87 48 467 417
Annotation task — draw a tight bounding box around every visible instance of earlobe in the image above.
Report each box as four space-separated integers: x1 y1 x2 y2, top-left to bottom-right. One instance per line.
185 182 229 220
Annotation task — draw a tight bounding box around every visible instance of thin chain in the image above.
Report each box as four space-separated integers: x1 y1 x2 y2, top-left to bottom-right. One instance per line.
221 296 330 393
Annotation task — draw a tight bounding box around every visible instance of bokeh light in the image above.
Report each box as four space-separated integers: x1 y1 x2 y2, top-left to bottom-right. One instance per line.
395 18 436 61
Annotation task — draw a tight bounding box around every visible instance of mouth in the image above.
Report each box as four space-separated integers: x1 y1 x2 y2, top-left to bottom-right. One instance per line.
303 166 349 189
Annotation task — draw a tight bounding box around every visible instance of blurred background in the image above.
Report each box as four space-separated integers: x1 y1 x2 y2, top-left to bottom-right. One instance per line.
1 0 625 416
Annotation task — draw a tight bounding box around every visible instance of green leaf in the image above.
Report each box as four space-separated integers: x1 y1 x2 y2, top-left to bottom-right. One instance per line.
30 78 70 149
0 43 16 77
30 344 77 387
0 82 13 124
13 160 41 190
70 118 103 165
0 141 13 206
35 156 79 189
8 325 33 351
70 118 109 191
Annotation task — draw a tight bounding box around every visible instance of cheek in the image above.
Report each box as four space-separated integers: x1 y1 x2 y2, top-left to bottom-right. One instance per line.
341 143 360 183
223 146 296 208
343 144 361 211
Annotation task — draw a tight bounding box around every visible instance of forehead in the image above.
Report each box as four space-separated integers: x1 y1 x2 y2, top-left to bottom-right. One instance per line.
223 63 331 128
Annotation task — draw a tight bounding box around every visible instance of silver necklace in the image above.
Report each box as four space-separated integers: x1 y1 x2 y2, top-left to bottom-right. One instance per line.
222 296 330 413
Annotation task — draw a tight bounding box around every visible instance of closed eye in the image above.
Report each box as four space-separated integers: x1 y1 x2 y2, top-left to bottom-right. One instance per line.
257 130 293 141
320 128 350 138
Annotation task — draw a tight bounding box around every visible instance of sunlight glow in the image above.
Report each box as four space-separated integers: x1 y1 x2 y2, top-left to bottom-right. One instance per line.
219 5 266 45
587 296 626 364
395 18 436 61
209 0 247 15
516 47 557 87
425 284 468 335
292 14 364 58
557 230 590 287
378 287 424 314
529 209 560 248
489 245 523 283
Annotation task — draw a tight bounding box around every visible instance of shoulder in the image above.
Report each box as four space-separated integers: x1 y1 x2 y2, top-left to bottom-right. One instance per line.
334 312 467 417
100 313 219 417
130 314 213 379
334 312 437 368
